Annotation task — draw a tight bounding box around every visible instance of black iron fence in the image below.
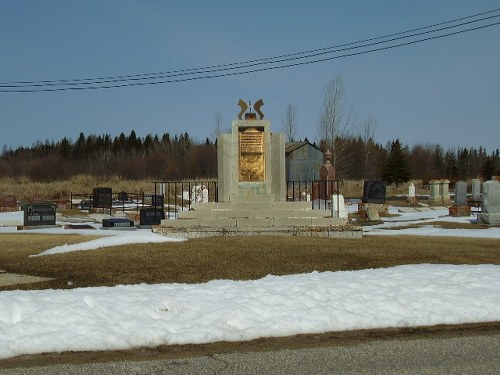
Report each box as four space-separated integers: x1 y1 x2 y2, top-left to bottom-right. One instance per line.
70 179 342 218
70 191 145 213
153 180 218 219
154 179 341 219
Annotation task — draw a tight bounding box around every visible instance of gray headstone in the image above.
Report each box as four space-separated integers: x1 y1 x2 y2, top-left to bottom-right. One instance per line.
366 206 381 221
454 181 467 205
478 181 500 225
471 179 481 201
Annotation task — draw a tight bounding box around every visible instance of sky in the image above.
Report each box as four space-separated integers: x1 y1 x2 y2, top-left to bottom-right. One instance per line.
1 207 500 360
1 1 499 153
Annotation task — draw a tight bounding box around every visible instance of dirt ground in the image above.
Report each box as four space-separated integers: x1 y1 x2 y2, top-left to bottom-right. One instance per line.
2 322 499 369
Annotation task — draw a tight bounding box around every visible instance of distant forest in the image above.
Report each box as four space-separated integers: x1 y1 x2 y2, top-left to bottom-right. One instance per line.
1 130 499 183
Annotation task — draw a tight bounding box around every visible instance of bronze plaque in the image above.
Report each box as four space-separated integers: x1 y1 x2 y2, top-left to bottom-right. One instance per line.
239 127 265 181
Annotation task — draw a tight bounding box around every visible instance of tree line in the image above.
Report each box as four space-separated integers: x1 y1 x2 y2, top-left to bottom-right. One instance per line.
1 129 498 183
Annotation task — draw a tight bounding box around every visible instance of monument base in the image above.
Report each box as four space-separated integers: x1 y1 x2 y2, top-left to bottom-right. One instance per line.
448 205 471 217
153 224 362 239
154 194 359 238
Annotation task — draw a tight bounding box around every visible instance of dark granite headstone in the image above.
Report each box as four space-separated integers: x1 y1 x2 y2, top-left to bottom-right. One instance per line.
102 218 134 228
140 208 165 226
362 180 386 204
151 195 164 208
118 191 129 202
93 187 112 208
24 203 56 226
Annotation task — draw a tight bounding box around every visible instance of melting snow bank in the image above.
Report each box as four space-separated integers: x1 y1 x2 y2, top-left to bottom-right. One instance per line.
1 264 500 359
31 231 185 256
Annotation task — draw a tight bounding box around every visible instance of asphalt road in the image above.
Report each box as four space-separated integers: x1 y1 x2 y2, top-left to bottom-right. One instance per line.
2 331 499 374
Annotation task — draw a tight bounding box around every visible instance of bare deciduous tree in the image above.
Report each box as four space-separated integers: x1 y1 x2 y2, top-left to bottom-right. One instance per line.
359 114 377 178
281 103 298 142
212 112 224 142
317 75 356 177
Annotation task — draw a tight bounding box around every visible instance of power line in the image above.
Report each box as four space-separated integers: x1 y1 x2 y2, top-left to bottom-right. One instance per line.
1 9 499 93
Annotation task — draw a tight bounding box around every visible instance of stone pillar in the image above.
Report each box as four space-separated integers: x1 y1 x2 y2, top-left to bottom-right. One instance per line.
428 180 441 206
441 179 451 206
429 179 450 206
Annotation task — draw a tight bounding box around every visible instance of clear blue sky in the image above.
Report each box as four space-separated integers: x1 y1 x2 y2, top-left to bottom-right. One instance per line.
1 1 499 152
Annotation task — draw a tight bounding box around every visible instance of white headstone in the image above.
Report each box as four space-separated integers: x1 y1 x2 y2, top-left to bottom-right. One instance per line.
331 194 348 219
408 182 415 198
202 186 209 203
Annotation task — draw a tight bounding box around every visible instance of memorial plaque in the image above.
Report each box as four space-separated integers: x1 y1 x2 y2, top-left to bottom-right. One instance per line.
362 180 386 204
239 127 265 182
93 187 112 208
24 203 56 226
140 208 165 225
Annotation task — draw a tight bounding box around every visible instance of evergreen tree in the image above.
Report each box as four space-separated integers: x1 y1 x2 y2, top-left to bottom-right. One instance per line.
382 139 412 186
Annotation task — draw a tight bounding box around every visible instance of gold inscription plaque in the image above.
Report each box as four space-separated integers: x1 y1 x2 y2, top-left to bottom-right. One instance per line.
239 127 265 181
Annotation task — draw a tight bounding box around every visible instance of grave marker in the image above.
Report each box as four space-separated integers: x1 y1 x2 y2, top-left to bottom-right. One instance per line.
0 195 17 211
93 187 112 208
362 180 386 204
140 208 165 226
478 181 500 225
471 179 481 201
102 218 134 228
23 203 56 226
454 181 467 206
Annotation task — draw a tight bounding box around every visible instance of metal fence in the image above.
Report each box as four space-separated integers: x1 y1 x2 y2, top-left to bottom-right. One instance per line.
154 179 341 219
70 191 145 213
69 179 342 218
153 180 218 219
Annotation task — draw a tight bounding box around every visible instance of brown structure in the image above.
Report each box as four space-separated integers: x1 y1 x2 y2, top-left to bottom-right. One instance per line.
318 149 336 199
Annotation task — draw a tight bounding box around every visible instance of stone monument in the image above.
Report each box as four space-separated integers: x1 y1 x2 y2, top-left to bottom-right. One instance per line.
154 100 359 238
478 180 500 225
449 180 470 217
471 179 482 201
428 179 451 206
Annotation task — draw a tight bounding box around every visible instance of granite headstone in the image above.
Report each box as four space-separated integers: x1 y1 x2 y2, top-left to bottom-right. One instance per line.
362 180 386 204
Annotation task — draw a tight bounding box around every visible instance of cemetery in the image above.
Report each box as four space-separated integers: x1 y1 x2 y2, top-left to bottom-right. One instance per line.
1 102 499 234
0 102 499 364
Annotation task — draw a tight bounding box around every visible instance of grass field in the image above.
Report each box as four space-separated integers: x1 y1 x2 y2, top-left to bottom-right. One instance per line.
0 175 426 200
1 233 499 292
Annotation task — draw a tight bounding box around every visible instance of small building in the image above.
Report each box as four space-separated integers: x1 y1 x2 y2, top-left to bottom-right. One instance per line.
285 140 324 181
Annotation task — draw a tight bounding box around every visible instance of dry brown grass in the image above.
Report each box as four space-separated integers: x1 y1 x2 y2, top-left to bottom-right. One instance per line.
0 175 154 200
1 233 499 291
0 176 427 201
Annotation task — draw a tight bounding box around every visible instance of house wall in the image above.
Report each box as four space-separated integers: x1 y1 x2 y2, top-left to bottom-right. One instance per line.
286 144 323 181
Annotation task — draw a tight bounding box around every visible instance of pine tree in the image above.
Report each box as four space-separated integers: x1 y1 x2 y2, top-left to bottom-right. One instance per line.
382 139 412 186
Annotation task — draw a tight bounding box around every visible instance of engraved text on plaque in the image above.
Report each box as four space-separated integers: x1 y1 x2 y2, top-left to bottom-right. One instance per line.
239 127 265 181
